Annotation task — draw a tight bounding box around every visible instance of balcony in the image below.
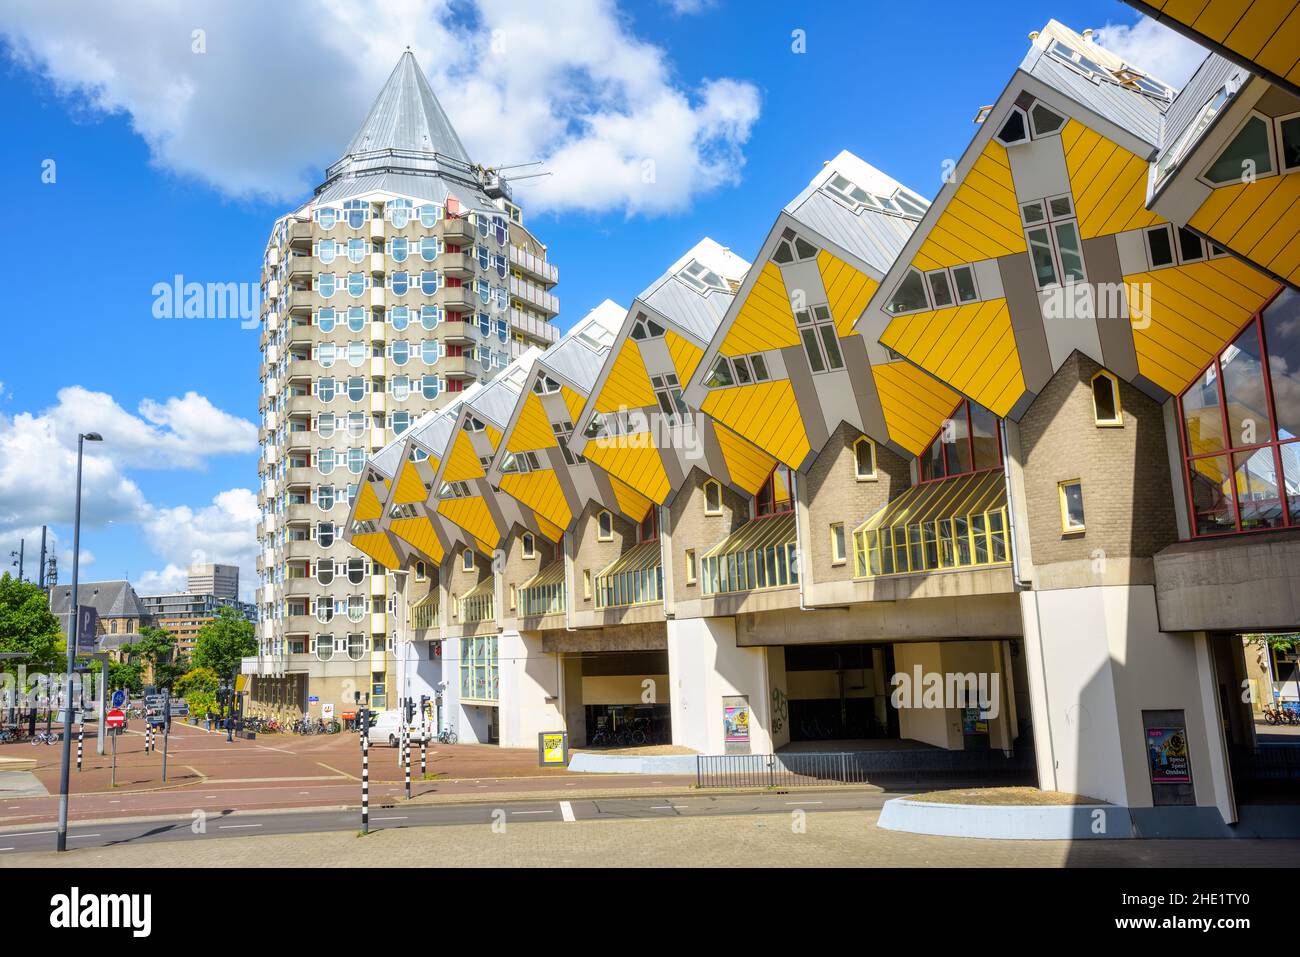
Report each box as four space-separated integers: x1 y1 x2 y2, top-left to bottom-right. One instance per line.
412 592 440 638
509 245 559 285
700 513 798 596
441 218 473 243
439 286 476 311
519 562 565 618
439 250 475 278
509 276 559 316
508 308 560 345
440 356 471 377
852 470 1009 579
283 539 315 561
595 541 663 609
458 579 495 624
288 220 313 245
286 254 312 280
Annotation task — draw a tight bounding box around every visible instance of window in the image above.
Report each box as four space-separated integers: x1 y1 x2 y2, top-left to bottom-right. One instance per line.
521 532 536 559
387 198 412 229
920 399 1003 481
703 479 722 515
458 549 474 573
639 508 659 542
343 199 369 229
1021 195 1085 288
995 107 1029 146
853 436 877 480
650 373 689 425
597 510 613 541
1179 289 1300 537
756 464 794 517
583 569 592 600
1091 371 1122 426
1029 102 1065 137
1059 480 1086 532
630 315 666 341
830 523 847 565
533 374 561 395
415 560 427 580
771 231 819 264
678 259 729 294
886 269 931 315
705 356 735 388
794 304 844 373
685 548 697 584
1277 113 1300 173
1204 112 1274 185
551 421 584 466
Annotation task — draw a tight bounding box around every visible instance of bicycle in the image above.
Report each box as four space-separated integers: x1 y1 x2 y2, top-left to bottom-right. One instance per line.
436 728 458 745
30 730 60 745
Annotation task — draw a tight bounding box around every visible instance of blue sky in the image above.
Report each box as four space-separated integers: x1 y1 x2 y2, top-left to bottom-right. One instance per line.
0 0 1206 599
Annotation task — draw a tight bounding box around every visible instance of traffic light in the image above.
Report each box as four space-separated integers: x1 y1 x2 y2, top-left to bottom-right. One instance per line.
404 698 415 724
358 707 369 736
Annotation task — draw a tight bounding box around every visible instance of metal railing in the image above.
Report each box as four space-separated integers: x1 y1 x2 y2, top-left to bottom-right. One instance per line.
695 748 1033 788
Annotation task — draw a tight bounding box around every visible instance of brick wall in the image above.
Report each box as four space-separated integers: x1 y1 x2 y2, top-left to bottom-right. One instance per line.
669 467 751 602
572 499 638 608
1017 351 1179 575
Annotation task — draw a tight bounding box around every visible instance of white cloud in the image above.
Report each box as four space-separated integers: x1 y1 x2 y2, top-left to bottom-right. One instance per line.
0 388 258 596
1094 16 1210 89
0 0 760 215
139 489 260 601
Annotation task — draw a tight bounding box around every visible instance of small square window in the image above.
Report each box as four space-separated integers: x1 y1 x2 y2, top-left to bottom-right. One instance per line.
597 510 613 542
1059 480 1085 533
830 523 846 565
685 548 697 584
522 532 536 559
1146 225 1175 268
462 549 474 572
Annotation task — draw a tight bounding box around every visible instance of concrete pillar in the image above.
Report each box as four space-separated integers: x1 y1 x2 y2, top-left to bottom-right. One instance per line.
666 616 780 755
562 653 586 746
496 630 564 748
1019 585 1236 819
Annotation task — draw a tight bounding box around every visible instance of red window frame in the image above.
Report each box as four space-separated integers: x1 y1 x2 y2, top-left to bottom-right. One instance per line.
638 507 659 542
918 399 1004 483
1176 288 1298 538
755 465 795 518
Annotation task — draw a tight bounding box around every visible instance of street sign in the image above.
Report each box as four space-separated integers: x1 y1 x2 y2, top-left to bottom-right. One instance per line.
169 701 190 716
111 689 126 709
75 605 99 656
144 693 167 709
106 709 125 729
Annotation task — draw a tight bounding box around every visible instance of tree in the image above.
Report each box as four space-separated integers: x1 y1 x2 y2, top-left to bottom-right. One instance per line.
192 607 257 681
108 659 143 694
0 573 63 673
121 626 182 690
175 666 220 718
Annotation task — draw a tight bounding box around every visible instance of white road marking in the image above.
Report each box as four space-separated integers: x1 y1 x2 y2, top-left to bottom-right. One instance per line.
0 848 13 852
651 805 688 809
786 801 823 805
4 830 53 837
559 801 575 822
510 809 553 815
68 834 101 840
219 824 262 830
375 816 408 821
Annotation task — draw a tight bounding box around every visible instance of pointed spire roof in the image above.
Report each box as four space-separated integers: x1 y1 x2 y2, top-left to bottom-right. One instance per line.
345 50 471 162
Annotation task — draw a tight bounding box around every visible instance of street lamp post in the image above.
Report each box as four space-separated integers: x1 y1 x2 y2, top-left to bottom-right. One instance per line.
57 431 102 853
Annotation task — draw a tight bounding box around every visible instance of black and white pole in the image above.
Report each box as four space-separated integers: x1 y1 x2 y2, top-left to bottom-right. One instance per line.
403 710 411 800
360 706 370 834
420 719 427 778
76 720 83 772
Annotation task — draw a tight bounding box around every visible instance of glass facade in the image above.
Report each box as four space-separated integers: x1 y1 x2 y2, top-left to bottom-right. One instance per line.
459 636 499 702
1179 290 1300 536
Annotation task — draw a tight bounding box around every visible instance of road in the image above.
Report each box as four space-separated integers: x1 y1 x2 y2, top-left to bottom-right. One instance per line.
0 789 893 854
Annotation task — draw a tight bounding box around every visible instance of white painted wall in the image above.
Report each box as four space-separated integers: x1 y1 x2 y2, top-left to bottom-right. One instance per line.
496 630 565 749
666 617 779 755
1020 585 1233 819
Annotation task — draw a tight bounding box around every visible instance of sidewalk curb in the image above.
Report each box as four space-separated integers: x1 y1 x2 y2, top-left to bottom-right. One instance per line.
0 783 886 833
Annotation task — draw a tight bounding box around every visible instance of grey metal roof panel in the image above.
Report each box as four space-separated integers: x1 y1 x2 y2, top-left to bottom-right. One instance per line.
642 279 734 342
315 170 497 212
1157 52 1248 166
542 337 607 392
1021 47 1167 149
371 442 406 477
786 190 918 275
345 52 470 162
466 377 523 428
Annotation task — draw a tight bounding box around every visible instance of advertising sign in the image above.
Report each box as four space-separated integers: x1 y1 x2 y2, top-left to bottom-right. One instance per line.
723 696 751 755
538 731 568 767
1146 726 1191 784
75 605 99 656
322 703 334 720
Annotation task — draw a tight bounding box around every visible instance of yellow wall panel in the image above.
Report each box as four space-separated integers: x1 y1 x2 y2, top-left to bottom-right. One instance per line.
507 392 558 454
354 481 384 521
594 340 657 413
560 385 587 423
701 380 810 469
608 476 653 523
714 423 777 495
666 330 705 383
1061 121 1164 239
499 470 572 531
351 532 400 570
720 262 800 357
817 250 879 336
437 496 500 548
871 362 960 455
444 431 485 482
390 516 444 563
393 459 427 505
911 140 1024 270
585 434 671 504
1191 174 1300 285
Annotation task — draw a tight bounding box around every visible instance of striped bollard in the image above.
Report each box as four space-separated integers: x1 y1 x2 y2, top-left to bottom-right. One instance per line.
145 722 152 754
76 721 84 771
420 725 427 778
361 711 370 834
404 723 411 800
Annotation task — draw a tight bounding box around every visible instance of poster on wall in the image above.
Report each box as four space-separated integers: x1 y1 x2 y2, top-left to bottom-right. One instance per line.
1145 726 1190 783
723 696 750 755
538 731 568 767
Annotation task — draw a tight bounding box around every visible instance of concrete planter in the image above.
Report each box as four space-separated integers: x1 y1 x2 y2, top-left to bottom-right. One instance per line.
877 797 1133 840
566 752 697 775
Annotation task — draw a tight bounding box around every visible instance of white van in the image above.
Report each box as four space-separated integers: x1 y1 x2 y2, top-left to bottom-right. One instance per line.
366 710 431 747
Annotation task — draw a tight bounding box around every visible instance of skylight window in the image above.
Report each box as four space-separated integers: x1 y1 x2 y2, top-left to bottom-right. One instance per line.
678 259 729 294
631 316 666 341
772 233 819 265
576 324 616 352
532 374 561 396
